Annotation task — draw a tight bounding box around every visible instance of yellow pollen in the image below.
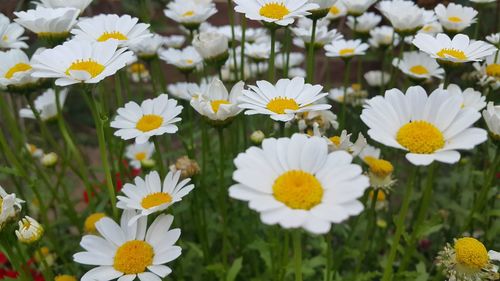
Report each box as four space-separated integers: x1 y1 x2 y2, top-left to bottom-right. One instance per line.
339 48 355 56
485 63 500 78
329 136 341 146
130 63 146 73
113 240 154 274
84 213 106 233
329 5 340 15
65 59 105 78
55 275 77 281
364 156 394 178
135 152 147 161
409 65 429 75
272 170 323 210
5 63 31 79
436 48 467 60
141 192 172 209
259 2 290 20
136 115 164 132
210 99 231 113
182 10 195 17
97 31 128 42
28 144 38 154
351 83 362 91
454 237 489 270
448 16 462 23
369 190 386 201
185 59 194 65
266 97 299 114
2 35 8 41
396 121 445 154
422 25 433 32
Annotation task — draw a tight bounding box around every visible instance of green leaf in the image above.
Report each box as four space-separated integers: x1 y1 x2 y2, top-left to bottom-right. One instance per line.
226 257 243 281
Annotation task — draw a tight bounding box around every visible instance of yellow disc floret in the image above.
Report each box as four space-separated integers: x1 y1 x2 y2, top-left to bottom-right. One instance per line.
329 5 340 15
364 156 394 178
66 59 105 78
436 48 467 60
55 275 77 281
84 213 106 233
210 100 231 113
409 65 429 75
329 136 341 146
448 16 462 23
259 2 290 20
396 121 445 154
5 63 32 79
485 63 500 78
454 237 489 270
272 170 323 210
182 11 195 17
97 31 128 42
266 97 299 114
141 192 172 209
113 240 154 274
339 48 355 56
136 115 164 132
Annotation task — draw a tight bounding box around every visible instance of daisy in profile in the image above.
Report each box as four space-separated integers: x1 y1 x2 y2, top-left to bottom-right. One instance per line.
191 78 244 123
19 88 68 121
0 14 28 49
444 84 486 111
324 39 369 59
360 86 487 166
167 82 207 101
111 94 183 144
296 109 338 135
434 3 477 33
325 130 366 156
342 0 377 16
125 142 155 169
412 33 496 63
71 14 151 47
163 35 185 49
159 46 202 74
235 27 267 43
245 42 279 61
419 20 443 35
35 0 93 13
308 0 338 18
31 39 134 86
326 1 347 21
482 102 500 139
346 12 381 35
14 6 79 41
369 26 399 48
328 84 368 106
0 49 39 90
359 144 396 190
15 216 44 244
0 185 24 230
129 34 164 60
233 0 319 27
291 18 343 49
117 171 194 224
485 32 500 46
364 70 390 87
74 210 182 281
393 51 445 81
377 0 427 35
229 134 369 234
238 77 331 122
163 0 217 30
473 53 500 89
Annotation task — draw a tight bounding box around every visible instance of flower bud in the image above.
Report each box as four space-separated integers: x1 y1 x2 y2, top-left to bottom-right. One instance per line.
84 213 106 234
15 216 44 244
169 156 200 179
193 32 229 67
41 152 58 167
250 130 265 145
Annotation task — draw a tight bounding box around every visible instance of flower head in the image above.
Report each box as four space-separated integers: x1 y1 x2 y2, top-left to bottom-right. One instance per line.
445 84 486 111
369 26 399 48
435 3 478 33
393 51 445 81
169 156 200 179
0 14 28 49
164 0 217 29
234 0 319 27
15 216 44 244
326 1 347 20
83 212 107 233
346 12 381 34
125 142 155 169
292 18 342 48
129 34 164 59
14 6 78 41
192 32 229 65
364 70 390 87
0 185 24 230
159 46 202 73
378 0 428 34
167 81 208 101
35 0 93 13
342 0 377 16
324 39 369 58
19 88 67 121
482 102 500 139
0 49 39 89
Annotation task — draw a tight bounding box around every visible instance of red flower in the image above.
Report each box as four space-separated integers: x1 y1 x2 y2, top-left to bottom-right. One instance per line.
0 252 7 265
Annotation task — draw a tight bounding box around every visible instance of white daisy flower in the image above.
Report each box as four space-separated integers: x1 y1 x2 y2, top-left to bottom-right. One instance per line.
361 86 487 166
444 84 486 111
412 33 496 63
159 46 202 73
275 52 304 69
472 53 500 89
342 0 377 16
127 60 150 83
71 14 151 47
419 20 443 35
117 171 194 224
435 3 478 33
485 32 500 46
111 94 183 144
167 81 207 101
74 210 182 281
14 6 79 40
0 185 24 230
324 39 369 58
288 67 306 78
393 51 445 80
358 144 396 189
325 1 347 20
0 14 28 49
309 0 338 11
19 88 68 121
325 130 367 156
364 70 390 87
192 31 229 62
0 49 38 89
297 109 339 134
35 0 93 13
346 12 381 34
377 0 427 34
482 102 500 139
26 143 44 158
245 42 280 61
238 77 331 122
129 34 164 59
234 27 268 43
233 0 319 27
125 142 155 169
163 0 217 29
229 133 369 234
15 216 44 244
31 39 134 86
191 78 244 122
163 35 185 49
291 18 343 48
369 26 399 48
328 84 368 106
469 0 496 3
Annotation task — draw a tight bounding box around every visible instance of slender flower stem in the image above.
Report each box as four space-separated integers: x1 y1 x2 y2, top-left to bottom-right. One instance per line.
306 19 318 83
354 188 380 276
153 137 165 177
324 232 333 281
227 0 238 81
340 59 352 131
293 230 303 281
240 17 246 80
269 27 277 82
217 127 229 271
381 166 418 281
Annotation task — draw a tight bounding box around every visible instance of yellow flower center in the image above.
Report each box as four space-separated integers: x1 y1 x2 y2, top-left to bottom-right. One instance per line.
486 63 500 78
436 48 467 60
369 190 386 201
135 152 147 161
339 48 355 56
259 2 290 20
141 192 172 209
422 25 433 32
396 121 445 154
329 136 341 146
130 63 146 73
28 144 38 154
364 156 394 178
351 83 362 91
184 59 194 65
454 237 489 270
136 115 164 132
210 99 231 113
448 16 462 23
5 63 32 79
113 240 154 274
2 35 8 41
329 5 340 15
97 31 128 42
409 65 429 75
66 59 105 78
272 170 323 210
55 275 77 281
266 97 299 114
84 213 106 233
182 10 195 17
0 198 3 214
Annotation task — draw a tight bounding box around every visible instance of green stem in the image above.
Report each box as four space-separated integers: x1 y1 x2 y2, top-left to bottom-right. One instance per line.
340 59 352 131
217 127 229 271
240 17 247 80
227 0 238 81
354 189 380 276
306 19 318 83
324 233 333 281
153 137 165 177
293 230 303 281
269 28 277 82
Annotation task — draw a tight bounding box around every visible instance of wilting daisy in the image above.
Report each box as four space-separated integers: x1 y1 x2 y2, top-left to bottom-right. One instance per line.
169 156 200 179
369 26 399 48
15 216 44 244
328 84 368 106
393 51 445 81
346 12 381 34
325 130 366 156
325 39 369 59
111 94 183 144
35 0 93 13
125 142 155 169
229 134 369 234
291 18 342 48
233 0 319 27
191 78 244 123
486 32 500 46
364 70 390 87
163 0 217 30
412 33 496 63
0 49 39 90
74 210 182 281
14 7 78 41
163 35 185 49
0 185 24 230
129 34 164 60
483 102 500 139
239 77 331 122
71 14 151 47
377 0 427 35
117 171 194 224
359 144 396 189
19 88 68 121
0 14 28 49
159 46 202 73
326 1 347 20
32 39 134 86
435 3 477 33
296 109 338 134
437 237 499 281
361 86 487 166
167 82 207 101
342 0 377 16
445 84 486 111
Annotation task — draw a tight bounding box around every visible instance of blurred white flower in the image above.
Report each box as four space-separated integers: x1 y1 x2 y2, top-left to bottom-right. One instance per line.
19 88 68 121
